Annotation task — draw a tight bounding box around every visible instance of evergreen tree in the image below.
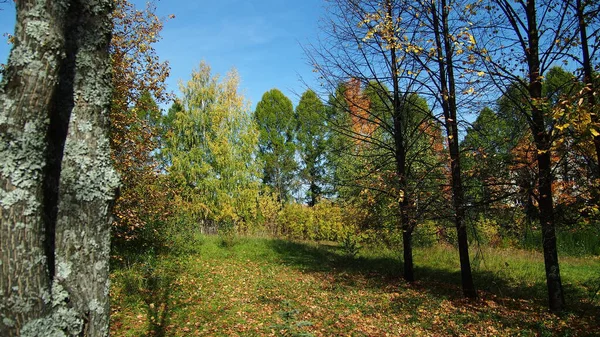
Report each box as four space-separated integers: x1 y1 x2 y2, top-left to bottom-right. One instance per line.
254 89 298 202
296 89 328 206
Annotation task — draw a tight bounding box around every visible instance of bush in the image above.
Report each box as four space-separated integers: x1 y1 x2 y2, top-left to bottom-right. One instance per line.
520 226 600 256
275 201 357 242
471 216 502 247
413 221 438 248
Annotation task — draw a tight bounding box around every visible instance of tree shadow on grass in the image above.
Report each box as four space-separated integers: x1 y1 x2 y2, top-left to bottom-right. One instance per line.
142 266 175 337
113 254 178 337
266 239 599 334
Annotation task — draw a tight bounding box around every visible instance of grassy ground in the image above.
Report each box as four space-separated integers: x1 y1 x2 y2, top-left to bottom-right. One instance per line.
110 235 600 336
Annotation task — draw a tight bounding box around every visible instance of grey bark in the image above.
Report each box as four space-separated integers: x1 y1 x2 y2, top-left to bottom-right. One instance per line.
0 0 117 336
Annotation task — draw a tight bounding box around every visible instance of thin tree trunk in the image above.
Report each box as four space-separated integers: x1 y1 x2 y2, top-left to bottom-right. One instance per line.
524 0 565 313
432 0 476 298
576 0 600 178
386 0 414 283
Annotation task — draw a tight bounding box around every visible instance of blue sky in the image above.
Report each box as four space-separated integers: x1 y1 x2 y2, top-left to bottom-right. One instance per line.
0 0 325 110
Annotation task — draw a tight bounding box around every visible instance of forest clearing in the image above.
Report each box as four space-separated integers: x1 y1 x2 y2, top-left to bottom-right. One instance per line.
110 235 600 337
1 0 600 336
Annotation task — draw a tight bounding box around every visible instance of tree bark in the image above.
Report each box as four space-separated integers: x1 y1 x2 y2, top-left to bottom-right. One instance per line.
432 0 477 299
0 1 67 334
524 0 565 313
0 0 117 335
52 0 118 335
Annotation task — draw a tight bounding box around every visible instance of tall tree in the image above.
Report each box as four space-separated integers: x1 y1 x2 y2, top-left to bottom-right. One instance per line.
381 0 480 297
309 0 446 283
110 0 173 243
254 89 298 203
163 62 261 232
571 0 600 177
0 0 117 335
474 0 574 312
296 89 329 206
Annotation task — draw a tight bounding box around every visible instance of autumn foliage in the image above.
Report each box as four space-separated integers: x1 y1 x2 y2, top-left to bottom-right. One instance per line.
110 0 174 243
344 78 377 146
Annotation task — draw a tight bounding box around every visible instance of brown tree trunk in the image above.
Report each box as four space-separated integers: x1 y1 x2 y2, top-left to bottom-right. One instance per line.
524 0 565 313
1 0 117 335
432 0 477 298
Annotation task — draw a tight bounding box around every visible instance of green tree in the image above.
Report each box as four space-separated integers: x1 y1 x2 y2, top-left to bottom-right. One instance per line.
164 62 261 232
254 89 298 203
462 107 525 215
296 89 329 206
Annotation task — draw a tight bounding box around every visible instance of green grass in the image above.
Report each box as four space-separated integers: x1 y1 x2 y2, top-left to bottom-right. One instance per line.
519 228 600 257
110 235 600 336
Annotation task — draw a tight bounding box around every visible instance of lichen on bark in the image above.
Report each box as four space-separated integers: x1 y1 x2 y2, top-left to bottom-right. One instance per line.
1 0 117 336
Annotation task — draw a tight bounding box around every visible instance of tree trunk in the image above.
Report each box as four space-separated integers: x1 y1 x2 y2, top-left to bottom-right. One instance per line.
432 0 477 299
401 210 415 282
525 0 565 313
52 0 117 335
387 0 414 283
0 0 117 335
0 1 67 334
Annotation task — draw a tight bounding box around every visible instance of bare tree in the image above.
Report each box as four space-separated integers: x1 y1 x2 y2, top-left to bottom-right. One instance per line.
308 0 446 282
472 0 577 313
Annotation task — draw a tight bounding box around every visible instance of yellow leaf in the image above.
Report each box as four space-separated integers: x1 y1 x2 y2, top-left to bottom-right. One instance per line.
468 34 476 45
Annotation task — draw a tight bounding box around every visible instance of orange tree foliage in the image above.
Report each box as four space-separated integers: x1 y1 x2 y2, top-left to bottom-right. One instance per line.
509 133 588 225
110 0 174 243
344 78 377 146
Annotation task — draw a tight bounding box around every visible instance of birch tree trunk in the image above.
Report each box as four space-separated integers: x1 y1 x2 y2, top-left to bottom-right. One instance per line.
0 0 117 336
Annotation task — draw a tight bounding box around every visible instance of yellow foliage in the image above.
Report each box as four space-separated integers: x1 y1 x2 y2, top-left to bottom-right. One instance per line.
275 201 357 242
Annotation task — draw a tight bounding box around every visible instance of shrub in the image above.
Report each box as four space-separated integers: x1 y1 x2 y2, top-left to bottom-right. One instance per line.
413 221 438 248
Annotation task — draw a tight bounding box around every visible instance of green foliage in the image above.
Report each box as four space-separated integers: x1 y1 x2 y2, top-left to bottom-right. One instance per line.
295 89 329 206
276 201 354 242
162 62 262 231
412 221 439 248
339 232 362 258
271 300 314 337
469 216 502 247
520 227 600 257
254 89 298 202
